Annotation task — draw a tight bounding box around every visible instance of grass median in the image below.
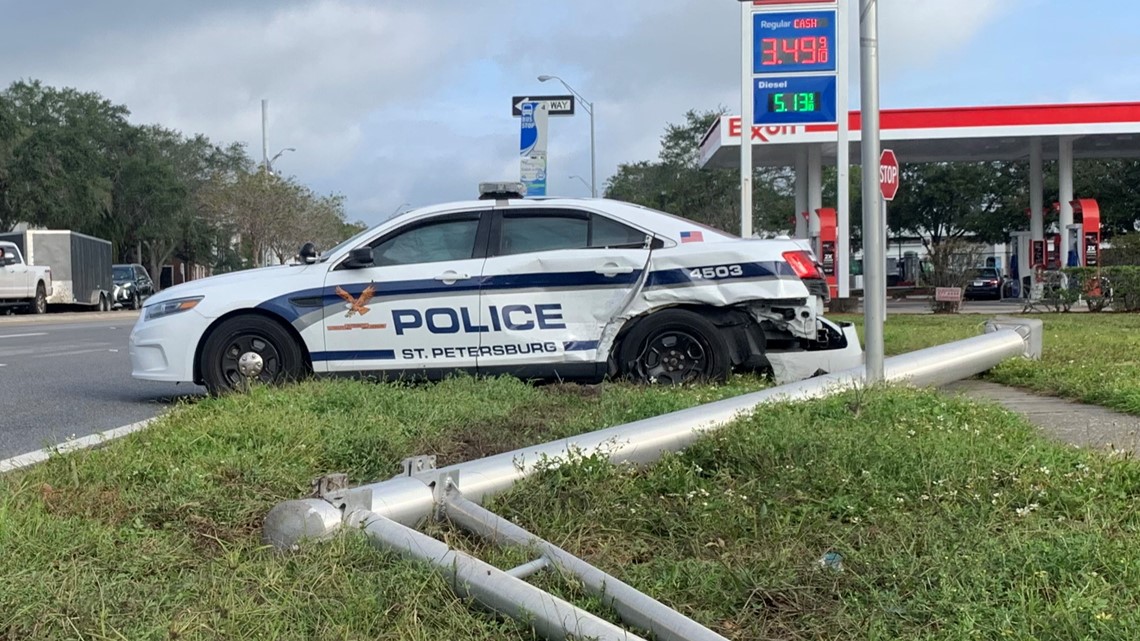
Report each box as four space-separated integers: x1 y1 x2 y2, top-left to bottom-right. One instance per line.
833 312 1140 415
4 312 1140 639
6 380 1140 640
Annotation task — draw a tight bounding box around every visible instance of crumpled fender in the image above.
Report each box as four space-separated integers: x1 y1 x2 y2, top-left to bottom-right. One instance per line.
594 242 816 362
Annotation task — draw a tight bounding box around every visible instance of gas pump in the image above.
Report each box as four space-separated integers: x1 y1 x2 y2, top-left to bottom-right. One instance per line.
1064 224 1083 267
1047 233 1062 270
814 207 838 299
1070 199 1102 268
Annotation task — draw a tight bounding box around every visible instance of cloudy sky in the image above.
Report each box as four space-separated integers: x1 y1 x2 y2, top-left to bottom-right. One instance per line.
0 0 1135 226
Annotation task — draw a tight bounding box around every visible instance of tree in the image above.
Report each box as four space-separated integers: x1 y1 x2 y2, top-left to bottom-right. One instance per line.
0 80 130 236
201 168 354 268
604 108 794 236
886 161 1023 249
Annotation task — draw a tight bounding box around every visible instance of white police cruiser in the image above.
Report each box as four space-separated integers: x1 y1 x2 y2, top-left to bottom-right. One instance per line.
130 183 862 395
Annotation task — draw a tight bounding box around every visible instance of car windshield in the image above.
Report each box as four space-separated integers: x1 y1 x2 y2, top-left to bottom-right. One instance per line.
975 268 999 279
113 266 133 280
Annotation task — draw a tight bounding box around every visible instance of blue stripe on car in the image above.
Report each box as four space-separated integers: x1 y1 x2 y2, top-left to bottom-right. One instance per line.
257 261 790 324
311 349 396 361
644 261 793 288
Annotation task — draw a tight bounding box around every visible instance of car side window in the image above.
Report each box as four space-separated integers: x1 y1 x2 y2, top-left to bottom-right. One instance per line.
371 216 482 267
500 214 588 255
497 210 650 257
590 214 648 249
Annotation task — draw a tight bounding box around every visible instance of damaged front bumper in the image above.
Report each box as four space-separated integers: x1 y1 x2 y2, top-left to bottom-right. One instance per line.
765 318 864 385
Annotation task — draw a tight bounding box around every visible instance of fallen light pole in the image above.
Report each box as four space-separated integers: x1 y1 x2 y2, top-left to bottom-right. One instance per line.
264 318 1042 641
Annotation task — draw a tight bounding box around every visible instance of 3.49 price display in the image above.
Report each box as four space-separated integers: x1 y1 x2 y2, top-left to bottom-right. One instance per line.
753 10 837 74
759 36 830 66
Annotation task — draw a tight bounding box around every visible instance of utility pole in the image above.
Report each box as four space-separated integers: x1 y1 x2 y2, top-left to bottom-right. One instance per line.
261 99 269 172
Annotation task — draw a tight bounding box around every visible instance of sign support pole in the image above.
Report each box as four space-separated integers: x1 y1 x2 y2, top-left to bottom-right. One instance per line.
740 1 753 238
859 0 884 383
836 0 850 300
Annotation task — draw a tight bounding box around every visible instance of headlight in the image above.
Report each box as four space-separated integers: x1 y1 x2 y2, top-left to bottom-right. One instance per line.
145 296 204 321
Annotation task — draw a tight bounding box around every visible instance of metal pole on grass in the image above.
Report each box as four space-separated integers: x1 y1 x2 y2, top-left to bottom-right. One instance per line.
859 0 885 383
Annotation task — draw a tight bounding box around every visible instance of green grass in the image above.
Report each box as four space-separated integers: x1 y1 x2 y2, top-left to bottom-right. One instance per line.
0 375 769 640
835 312 1140 415
4 312 1140 639
472 388 1140 640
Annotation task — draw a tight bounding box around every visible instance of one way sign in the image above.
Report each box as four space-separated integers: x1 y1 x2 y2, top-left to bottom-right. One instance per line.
511 95 575 117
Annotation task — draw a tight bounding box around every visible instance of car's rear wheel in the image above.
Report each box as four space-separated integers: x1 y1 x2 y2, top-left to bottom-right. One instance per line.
29 283 47 314
617 309 731 385
200 315 306 396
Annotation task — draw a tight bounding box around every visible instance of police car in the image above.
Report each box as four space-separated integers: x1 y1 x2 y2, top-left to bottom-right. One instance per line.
129 183 862 395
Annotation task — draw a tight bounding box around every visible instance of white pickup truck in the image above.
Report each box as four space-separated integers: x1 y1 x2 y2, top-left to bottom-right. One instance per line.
0 240 52 314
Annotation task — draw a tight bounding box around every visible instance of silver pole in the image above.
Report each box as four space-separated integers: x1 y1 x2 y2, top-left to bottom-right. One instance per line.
261 99 269 171
836 0 851 299
263 319 1043 551
859 0 884 383
445 492 730 641
739 1 753 238
351 509 646 641
589 100 597 198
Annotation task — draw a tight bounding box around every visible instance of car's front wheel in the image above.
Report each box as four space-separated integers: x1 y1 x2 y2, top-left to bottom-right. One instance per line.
617 309 731 385
199 315 306 396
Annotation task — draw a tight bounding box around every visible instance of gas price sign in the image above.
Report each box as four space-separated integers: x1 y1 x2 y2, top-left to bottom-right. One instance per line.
753 10 837 74
754 76 837 125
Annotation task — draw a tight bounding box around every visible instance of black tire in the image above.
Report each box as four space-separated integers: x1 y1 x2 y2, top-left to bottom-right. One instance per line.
29 283 47 315
131 291 141 310
199 315 306 396
616 309 732 385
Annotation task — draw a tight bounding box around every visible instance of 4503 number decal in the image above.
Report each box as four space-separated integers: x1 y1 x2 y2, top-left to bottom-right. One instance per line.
689 264 744 280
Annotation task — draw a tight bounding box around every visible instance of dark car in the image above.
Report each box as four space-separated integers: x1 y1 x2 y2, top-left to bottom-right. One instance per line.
964 267 1004 301
112 263 155 310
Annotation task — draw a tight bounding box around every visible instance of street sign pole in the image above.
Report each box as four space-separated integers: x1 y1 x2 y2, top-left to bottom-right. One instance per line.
739 0 753 238
836 0 850 300
859 0 884 384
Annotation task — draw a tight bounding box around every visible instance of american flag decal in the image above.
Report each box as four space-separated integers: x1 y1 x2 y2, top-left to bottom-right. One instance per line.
680 230 703 243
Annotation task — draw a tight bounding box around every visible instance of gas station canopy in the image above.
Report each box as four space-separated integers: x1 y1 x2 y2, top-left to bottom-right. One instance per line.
699 102 1140 168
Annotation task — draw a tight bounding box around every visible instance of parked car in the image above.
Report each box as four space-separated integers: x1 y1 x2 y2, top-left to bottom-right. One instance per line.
964 267 1006 300
0 241 52 314
130 183 863 395
113 263 155 310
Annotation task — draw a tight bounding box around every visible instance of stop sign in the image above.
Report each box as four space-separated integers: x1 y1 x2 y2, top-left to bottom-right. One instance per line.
879 149 900 201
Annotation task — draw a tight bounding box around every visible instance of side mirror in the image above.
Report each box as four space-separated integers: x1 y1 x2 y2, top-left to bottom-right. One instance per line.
298 242 319 264
345 247 375 269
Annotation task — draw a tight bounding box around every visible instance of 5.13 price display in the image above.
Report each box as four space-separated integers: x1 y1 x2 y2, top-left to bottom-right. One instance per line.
767 91 822 114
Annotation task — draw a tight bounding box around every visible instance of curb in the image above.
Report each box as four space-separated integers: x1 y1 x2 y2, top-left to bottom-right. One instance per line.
0 417 158 474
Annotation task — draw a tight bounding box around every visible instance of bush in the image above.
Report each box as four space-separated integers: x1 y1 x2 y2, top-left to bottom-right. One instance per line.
1063 266 1140 312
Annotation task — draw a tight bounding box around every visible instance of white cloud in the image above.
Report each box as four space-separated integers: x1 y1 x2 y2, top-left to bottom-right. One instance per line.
0 0 1033 225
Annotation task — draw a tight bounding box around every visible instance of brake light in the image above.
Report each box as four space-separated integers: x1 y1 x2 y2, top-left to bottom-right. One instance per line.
782 250 822 280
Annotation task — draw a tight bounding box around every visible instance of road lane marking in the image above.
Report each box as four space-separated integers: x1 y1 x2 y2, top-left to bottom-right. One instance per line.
34 348 116 358
0 332 48 339
0 417 159 474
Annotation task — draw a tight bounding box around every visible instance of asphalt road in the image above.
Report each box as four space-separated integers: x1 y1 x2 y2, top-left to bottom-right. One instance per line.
0 311 203 460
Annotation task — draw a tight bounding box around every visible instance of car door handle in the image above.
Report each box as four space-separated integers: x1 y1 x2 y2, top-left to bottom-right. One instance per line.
595 263 634 276
434 270 470 284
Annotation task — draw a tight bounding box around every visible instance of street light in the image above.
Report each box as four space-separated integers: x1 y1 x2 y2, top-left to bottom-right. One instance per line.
538 74 596 198
267 147 296 174
569 175 591 195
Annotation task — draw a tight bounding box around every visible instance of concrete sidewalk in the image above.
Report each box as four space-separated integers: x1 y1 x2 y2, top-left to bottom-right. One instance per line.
942 380 1140 457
